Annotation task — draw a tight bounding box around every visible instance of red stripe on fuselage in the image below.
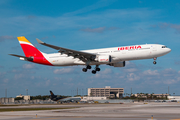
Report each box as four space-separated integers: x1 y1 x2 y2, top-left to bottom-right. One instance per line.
20 44 53 66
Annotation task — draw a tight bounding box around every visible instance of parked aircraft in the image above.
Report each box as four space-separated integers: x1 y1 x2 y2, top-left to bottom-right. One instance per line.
49 90 81 103
49 90 64 101
57 97 81 103
9 36 171 74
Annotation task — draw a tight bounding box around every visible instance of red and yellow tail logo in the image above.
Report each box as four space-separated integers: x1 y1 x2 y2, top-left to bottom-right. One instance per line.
17 36 37 57
17 36 52 65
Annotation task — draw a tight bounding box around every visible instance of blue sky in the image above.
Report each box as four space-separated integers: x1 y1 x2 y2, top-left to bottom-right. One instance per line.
0 0 180 97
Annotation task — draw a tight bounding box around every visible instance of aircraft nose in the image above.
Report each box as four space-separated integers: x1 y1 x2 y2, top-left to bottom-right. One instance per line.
167 48 171 53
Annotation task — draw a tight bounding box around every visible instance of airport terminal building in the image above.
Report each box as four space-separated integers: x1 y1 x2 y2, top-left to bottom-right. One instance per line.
88 86 124 98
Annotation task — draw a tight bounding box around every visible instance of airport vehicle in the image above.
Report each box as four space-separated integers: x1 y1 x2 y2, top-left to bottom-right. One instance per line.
9 36 171 74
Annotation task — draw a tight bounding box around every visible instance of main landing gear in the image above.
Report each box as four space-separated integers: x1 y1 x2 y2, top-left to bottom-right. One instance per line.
82 65 101 74
153 57 157 64
92 65 100 74
82 65 91 72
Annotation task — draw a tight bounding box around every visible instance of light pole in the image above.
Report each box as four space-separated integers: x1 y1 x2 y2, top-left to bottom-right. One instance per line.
5 88 7 98
26 89 28 95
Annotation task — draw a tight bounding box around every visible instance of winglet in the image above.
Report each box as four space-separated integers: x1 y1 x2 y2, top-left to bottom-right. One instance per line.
36 38 44 44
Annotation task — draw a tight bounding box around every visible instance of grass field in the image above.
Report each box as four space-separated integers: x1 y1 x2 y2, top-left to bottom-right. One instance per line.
0 107 77 112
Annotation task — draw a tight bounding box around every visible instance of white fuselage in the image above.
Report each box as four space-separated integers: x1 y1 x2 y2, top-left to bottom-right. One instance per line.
43 44 171 66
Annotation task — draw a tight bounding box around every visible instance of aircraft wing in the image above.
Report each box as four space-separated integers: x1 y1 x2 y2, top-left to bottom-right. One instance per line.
36 38 96 62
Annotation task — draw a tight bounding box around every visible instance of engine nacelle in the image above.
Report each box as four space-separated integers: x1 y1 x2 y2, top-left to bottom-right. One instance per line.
109 61 125 67
95 55 111 63
19 57 34 61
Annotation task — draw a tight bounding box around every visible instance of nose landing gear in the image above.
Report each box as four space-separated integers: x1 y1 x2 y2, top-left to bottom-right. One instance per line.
153 57 157 64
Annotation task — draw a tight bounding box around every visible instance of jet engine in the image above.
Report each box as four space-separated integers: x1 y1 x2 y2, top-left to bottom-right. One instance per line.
108 61 125 67
95 55 111 63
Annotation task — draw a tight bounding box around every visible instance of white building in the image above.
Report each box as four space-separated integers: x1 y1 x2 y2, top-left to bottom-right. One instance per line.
81 96 107 101
88 86 124 98
16 94 30 100
168 96 180 100
132 94 169 98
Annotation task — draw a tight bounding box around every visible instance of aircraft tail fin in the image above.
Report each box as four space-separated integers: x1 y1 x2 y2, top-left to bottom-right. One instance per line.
10 36 52 66
17 36 43 57
50 90 54 96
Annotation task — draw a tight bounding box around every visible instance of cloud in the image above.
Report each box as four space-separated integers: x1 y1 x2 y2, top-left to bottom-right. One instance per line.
80 27 106 33
41 36 48 40
158 22 169 29
170 24 180 33
14 74 24 79
161 68 176 77
152 22 180 34
27 15 36 19
22 64 35 69
3 78 9 83
45 80 50 86
123 68 138 73
163 79 177 84
175 61 180 65
93 68 113 79
0 35 15 42
80 27 119 33
0 72 6 79
53 68 75 74
143 70 159 76
101 68 112 74
0 8 160 36
54 77 62 80
65 0 116 16
0 65 4 68
127 73 140 81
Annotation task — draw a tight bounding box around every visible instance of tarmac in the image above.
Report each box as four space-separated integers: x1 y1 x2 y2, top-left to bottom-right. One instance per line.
0 102 180 120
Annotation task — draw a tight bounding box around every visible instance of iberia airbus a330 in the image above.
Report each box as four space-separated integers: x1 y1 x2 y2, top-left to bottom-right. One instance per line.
9 36 171 74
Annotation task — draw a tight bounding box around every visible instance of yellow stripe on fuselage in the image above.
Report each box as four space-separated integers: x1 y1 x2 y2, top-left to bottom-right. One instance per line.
17 36 32 44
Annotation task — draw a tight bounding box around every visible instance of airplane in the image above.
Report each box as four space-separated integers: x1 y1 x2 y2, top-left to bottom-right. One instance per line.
49 90 64 101
9 36 171 74
49 90 81 103
57 97 81 103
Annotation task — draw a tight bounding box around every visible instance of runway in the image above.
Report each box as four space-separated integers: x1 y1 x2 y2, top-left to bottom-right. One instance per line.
0 103 180 120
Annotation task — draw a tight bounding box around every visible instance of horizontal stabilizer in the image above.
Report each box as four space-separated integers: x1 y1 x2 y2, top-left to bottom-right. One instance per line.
9 54 33 61
9 54 27 58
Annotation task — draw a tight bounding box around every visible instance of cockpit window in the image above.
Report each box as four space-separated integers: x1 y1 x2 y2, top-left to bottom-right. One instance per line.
162 46 167 48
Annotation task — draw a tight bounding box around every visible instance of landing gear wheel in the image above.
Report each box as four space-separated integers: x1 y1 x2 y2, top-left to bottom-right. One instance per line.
82 68 87 72
92 70 96 74
153 61 157 64
86 65 91 69
96 68 100 71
